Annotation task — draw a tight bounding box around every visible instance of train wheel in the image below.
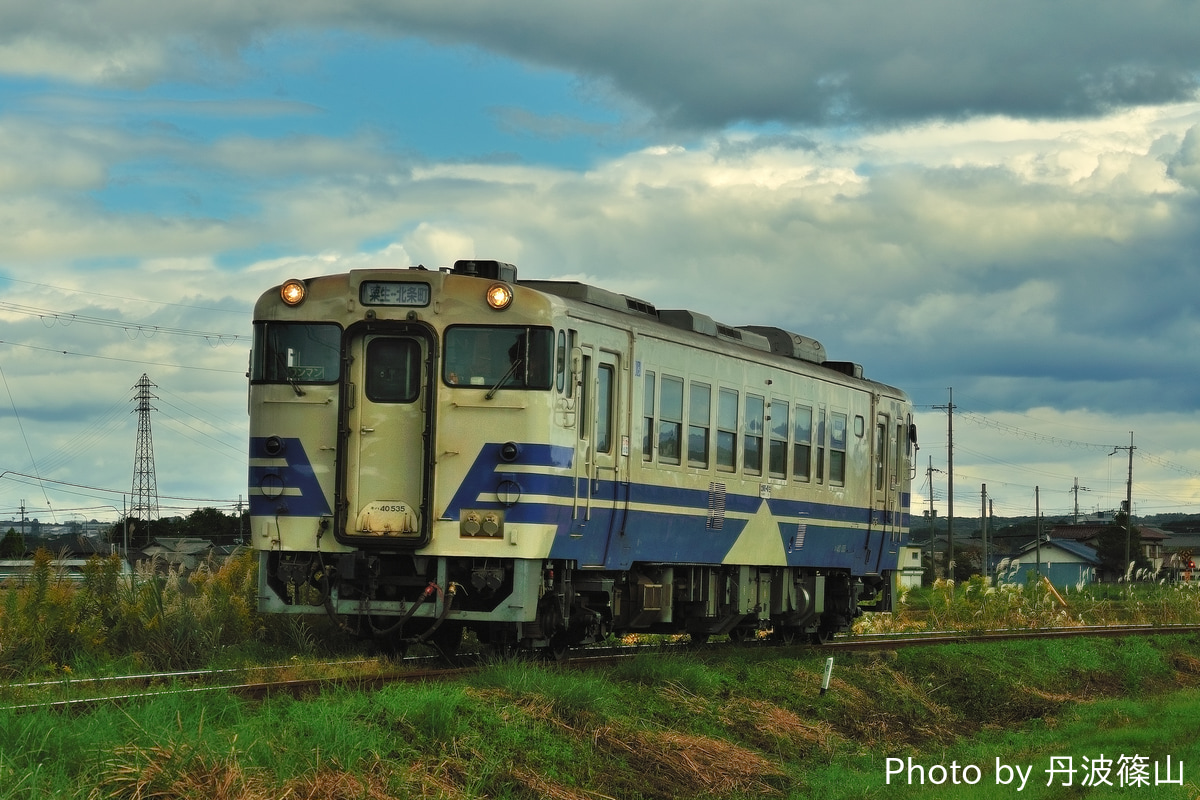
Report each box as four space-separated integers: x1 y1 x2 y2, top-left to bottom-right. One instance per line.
727 627 753 645
811 628 835 645
546 633 571 663
774 625 801 646
687 632 710 647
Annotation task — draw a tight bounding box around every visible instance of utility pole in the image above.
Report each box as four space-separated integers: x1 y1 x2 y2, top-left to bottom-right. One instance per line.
988 498 994 579
1071 477 1091 526
933 388 956 578
926 457 940 577
981 484 988 580
1110 432 1135 577
1035 486 1041 577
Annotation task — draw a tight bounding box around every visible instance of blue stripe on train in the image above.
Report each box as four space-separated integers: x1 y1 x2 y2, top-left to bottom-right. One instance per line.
248 437 333 518
446 443 910 571
249 438 908 571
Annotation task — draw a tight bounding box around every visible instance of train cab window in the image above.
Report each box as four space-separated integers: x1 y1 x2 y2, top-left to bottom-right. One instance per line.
688 382 711 468
444 326 553 389
716 388 738 472
744 394 764 475
830 412 848 486
658 375 684 465
365 338 421 403
251 322 341 384
793 404 812 481
642 370 656 462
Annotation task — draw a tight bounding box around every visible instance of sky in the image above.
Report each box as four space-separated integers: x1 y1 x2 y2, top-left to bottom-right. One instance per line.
1 1 1199 528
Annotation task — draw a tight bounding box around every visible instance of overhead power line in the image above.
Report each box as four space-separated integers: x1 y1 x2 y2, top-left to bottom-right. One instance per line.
0 301 244 343
939 409 1200 478
0 339 244 374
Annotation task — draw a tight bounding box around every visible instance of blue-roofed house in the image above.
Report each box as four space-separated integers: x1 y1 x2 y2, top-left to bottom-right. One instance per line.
1000 538 1100 590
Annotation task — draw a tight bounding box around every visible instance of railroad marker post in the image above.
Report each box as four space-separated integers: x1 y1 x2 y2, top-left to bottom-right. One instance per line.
820 657 834 695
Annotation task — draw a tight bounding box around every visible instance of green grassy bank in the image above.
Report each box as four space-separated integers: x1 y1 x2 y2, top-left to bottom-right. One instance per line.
1 635 1199 799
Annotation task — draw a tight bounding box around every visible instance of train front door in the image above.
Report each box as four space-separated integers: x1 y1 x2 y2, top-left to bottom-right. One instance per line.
342 328 433 544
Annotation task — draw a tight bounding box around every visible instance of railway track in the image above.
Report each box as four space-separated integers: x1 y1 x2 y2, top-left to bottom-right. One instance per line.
7 623 1199 714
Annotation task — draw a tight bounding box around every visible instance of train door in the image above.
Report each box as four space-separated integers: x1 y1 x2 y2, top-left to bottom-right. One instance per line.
341 327 433 544
573 345 623 566
868 412 893 573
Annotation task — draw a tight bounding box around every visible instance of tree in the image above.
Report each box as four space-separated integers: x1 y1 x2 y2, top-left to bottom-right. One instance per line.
178 507 247 544
1094 511 1144 581
0 527 25 557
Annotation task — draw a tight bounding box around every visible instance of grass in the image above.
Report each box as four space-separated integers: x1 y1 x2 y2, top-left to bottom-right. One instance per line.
1 636 1198 798
4 558 1200 797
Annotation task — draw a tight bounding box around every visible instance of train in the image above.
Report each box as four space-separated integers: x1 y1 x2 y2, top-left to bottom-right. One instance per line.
248 259 916 656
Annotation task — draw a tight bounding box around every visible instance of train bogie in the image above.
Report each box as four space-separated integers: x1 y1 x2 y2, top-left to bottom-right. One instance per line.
249 260 914 654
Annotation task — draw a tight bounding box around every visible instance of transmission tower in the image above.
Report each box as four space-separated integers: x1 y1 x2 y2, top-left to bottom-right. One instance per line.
130 374 160 528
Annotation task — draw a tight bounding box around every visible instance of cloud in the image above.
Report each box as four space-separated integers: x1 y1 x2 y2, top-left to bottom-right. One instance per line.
3 2 1200 128
2 7 1200 517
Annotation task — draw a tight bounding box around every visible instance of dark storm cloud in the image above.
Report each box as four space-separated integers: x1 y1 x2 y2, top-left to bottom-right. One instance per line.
3 1 1199 127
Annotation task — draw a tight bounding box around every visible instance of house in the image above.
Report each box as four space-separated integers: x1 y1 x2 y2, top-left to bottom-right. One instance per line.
1051 523 1170 575
897 544 925 590
1000 538 1100 590
136 537 216 572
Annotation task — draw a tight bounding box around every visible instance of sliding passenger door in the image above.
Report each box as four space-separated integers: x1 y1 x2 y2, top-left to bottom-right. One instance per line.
572 345 625 566
868 412 893 573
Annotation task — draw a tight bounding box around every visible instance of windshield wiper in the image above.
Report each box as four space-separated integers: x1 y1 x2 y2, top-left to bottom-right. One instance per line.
485 358 522 400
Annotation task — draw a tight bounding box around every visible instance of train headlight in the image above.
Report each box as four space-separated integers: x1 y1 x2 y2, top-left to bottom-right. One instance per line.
280 279 307 306
485 283 513 310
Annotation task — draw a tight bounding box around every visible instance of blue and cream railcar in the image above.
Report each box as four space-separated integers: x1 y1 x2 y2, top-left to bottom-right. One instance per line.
249 260 915 654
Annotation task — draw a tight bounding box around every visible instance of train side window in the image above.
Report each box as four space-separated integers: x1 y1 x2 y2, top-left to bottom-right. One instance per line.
744 394 764 475
658 375 684 465
716 388 738 472
816 407 826 484
830 411 848 486
793 404 812 481
688 382 711 468
896 422 906 486
642 370 656 462
597 364 614 454
769 400 789 478
365 337 422 403
556 330 566 393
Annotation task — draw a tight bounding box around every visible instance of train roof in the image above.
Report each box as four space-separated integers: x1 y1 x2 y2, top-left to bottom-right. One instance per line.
450 259 873 384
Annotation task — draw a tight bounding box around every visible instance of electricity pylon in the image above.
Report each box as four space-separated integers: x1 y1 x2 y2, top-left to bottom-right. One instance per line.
129 374 160 532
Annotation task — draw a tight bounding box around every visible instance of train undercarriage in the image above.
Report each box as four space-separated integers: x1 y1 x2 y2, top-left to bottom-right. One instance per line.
261 550 893 657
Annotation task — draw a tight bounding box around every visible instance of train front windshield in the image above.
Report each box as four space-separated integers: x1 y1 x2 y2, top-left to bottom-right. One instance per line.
251 323 341 384
443 326 553 389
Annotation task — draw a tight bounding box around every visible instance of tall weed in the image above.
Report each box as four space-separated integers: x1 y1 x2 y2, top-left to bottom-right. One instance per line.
0 548 266 676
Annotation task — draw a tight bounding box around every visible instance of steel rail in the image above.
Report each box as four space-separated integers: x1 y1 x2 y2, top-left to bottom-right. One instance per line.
6 623 1198 714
